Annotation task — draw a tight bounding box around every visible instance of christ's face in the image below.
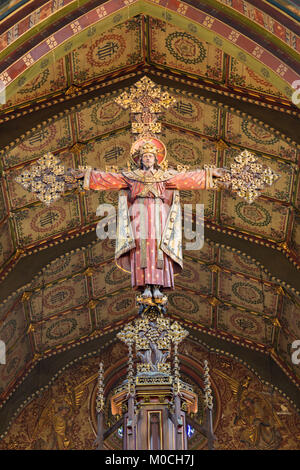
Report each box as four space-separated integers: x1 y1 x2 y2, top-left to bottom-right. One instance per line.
141 152 156 170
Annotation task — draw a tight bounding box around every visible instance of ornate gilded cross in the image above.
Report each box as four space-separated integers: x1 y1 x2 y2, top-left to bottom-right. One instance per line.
115 76 176 137
15 152 78 206
214 150 280 204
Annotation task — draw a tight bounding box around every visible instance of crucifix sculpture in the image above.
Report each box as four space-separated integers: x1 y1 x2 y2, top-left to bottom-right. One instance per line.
15 76 281 451
16 76 279 302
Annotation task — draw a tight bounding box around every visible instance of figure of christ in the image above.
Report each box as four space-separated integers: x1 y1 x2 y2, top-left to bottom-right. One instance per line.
73 138 226 300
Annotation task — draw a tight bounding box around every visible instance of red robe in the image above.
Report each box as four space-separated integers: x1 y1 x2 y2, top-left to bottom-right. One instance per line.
85 168 209 289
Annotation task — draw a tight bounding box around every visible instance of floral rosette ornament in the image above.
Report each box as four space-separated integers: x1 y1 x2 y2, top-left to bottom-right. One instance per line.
216 150 280 204
15 152 79 205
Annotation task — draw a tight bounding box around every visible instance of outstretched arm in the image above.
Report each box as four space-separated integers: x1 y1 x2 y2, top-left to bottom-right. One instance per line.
166 168 227 190
71 168 128 191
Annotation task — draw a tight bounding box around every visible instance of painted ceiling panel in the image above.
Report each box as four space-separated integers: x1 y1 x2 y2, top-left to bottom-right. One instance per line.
175 259 213 294
69 16 143 85
217 304 274 346
2 58 67 110
28 273 89 322
90 263 130 298
219 192 291 242
32 306 93 353
87 238 115 265
74 96 130 142
281 296 300 340
228 57 285 98
94 290 137 328
217 246 272 280
163 127 218 167
180 186 216 220
30 250 87 288
149 17 225 82
224 112 299 161
82 187 118 225
168 291 213 327
217 270 280 316
3 114 74 169
0 300 27 352
184 240 215 262
0 290 21 321
291 216 300 258
11 193 81 247
79 130 132 169
164 90 221 136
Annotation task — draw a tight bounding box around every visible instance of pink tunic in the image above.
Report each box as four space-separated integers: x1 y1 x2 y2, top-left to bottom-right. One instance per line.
88 169 207 289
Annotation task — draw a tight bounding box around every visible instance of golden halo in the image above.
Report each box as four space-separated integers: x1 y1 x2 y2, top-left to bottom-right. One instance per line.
130 136 167 165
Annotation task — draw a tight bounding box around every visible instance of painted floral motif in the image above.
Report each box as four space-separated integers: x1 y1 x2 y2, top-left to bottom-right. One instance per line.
70 21 82 34
46 318 78 340
23 53 34 66
46 36 57 49
34 308 92 351
228 58 284 98
104 266 130 286
241 120 279 145
96 6 107 18
231 282 264 305
168 293 199 314
17 69 50 95
228 31 240 43
203 16 215 28
106 294 135 316
252 46 264 59
167 138 203 165
235 202 271 227
166 32 207 64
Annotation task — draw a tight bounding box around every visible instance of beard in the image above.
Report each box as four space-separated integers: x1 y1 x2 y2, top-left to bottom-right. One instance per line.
140 156 159 170
142 163 153 170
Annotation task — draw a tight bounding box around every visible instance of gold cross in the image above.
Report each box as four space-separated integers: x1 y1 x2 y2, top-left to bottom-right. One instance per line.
115 76 176 137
